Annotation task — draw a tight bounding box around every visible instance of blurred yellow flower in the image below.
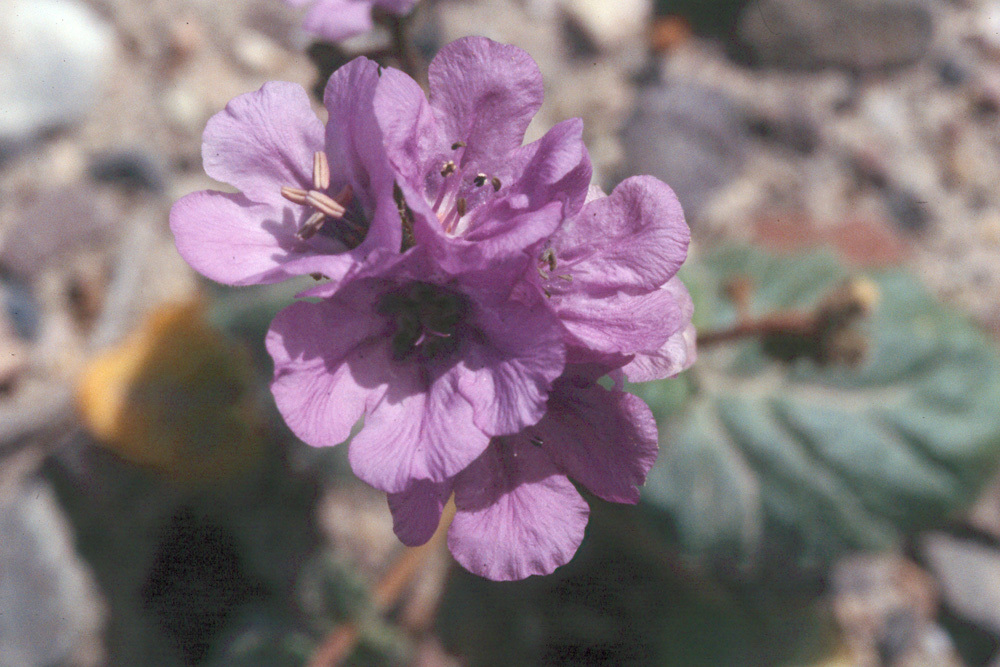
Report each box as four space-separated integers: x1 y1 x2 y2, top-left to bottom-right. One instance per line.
76 301 264 483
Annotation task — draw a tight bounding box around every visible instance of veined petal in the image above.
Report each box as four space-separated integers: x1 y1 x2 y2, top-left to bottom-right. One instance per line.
553 175 689 292
387 478 451 547
537 378 659 504
492 118 592 224
555 286 688 358
202 81 323 206
323 58 403 257
170 190 338 286
623 277 697 381
428 37 544 170
448 436 589 581
454 299 565 436
266 287 388 449
373 67 444 192
349 366 490 493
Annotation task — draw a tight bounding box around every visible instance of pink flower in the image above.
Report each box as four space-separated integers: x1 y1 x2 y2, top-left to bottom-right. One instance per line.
530 176 695 380
169 59 402 288
285 0 418 42
387 365 659 580
169 34 696 581
373 37 593 271
265 249 566 494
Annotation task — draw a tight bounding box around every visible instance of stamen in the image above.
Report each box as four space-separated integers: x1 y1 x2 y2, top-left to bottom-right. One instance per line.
441 161 457 177
491 177 502 192
556 274 573 281
451 141 466 150
313 152 330 190
280 186 309 205
305 190 346 219
297 211 327 240
473 173 487 187
541 249 557 272
456 197 467 217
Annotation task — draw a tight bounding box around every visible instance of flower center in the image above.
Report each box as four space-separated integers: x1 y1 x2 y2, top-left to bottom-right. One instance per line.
430 141 503 236
377 282 469 362
280 151 367 248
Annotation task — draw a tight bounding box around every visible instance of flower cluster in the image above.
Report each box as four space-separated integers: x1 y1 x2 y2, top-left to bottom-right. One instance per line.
284 0 418 43
170 37 694 580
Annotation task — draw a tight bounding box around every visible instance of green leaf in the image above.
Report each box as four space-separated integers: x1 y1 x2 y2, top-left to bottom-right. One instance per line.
640 246 1000 571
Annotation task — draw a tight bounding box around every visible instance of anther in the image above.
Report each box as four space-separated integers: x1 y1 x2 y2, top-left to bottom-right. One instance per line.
491 177 502 192
313 151 331 190
280 186 309 205
473 173 487 187
451 141 466 150
541 249 557 272
456 197 467 217
297 211 327 240
440 160 457 177
305 191 346 219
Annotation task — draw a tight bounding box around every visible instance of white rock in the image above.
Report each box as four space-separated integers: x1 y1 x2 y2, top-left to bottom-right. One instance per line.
0 0 113 144
0 481 104 667
558 0 651 51
975 1 1000 56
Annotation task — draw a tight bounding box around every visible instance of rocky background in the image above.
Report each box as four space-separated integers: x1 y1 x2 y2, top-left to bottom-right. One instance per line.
5 0 1000 665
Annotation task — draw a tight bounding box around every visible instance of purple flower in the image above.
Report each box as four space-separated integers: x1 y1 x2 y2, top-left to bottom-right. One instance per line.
285 0 418 42
265 249 565 494
530 176 693 380
387 364 659 580
169 58 402 287
372 37 593 271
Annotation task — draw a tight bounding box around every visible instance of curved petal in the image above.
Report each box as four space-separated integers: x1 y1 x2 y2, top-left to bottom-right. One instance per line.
266 286 389 449
349 366 491 493
552 175 689 293
448 436 589 581
428 37 544 171
169 190 339 286
324 58 403 259
490 118 592 225
623 277 697 381
373 65 444 191
537 378 659 504
302 0 374 42
624 323 697 382
202 81 323 206
454 298 565 436
554 286 687 357
387 478 451 547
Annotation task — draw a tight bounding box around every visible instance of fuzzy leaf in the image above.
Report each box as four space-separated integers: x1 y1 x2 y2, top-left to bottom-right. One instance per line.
638 247 1000 572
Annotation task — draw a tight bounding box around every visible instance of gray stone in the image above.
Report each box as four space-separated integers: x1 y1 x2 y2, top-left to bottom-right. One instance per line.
0 480 104 667
0 0 113 147
922 533 1000 635
737 0 934 72
621 82 746 222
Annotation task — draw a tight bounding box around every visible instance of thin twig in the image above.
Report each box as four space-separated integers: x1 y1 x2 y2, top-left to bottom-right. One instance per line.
308 498 457 667
697 312 816 348
386 14 425 88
